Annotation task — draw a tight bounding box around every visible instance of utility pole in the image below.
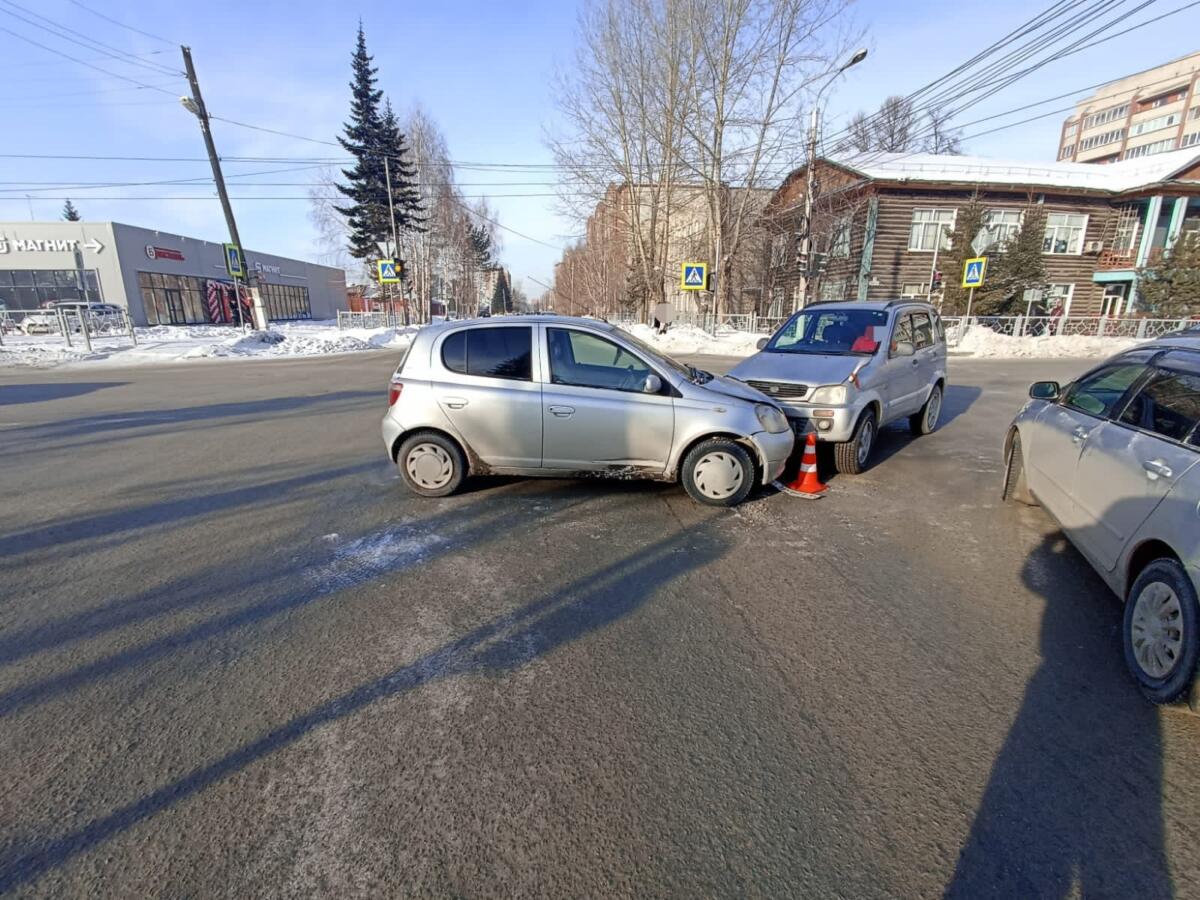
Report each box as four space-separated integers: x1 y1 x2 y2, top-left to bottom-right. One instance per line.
180 46 259 328
797 104 819 312
383 156 408 325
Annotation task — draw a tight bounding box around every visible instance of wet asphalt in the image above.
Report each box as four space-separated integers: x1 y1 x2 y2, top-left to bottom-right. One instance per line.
1 351 1198 899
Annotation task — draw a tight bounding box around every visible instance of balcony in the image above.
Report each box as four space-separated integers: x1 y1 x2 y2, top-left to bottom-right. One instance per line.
1096 247 1163 271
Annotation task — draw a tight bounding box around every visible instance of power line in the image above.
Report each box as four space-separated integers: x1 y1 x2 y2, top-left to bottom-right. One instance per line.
66 0 178 46
0 24 180 95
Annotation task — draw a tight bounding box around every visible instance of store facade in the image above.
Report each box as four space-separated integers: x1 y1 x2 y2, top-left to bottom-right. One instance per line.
0 221 347 326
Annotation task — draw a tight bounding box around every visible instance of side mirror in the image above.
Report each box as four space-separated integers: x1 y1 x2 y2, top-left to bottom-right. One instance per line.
642 373 663 394
756 337 769 350
1029 381 1061 401
893 340 915 357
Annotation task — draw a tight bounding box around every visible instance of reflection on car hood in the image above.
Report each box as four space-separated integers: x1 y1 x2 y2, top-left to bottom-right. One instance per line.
699 374 775 406
728 351 861 387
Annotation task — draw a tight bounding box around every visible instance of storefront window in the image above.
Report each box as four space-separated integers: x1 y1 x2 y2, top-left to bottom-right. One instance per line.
0 269 101 310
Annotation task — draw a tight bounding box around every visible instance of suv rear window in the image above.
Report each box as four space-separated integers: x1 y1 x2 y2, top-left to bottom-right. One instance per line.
442 327 532 380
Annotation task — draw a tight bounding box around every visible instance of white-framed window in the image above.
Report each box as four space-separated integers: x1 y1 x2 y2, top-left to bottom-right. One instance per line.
1079 129 1124 151
1130 113 1180 136
1124 138 1177 159
907 208 956 252
769 233 789 268
1181 132 1200 148
900 282 926 299
818 278 849 302
1190 105 1200 121
1046 283 1074 315
1083 104 1128 129
1059 144 1076 160
1043 213 1088 255
979 209 1023 251
829 217 851 258
1063 122 1078 139
1113 205 1141 255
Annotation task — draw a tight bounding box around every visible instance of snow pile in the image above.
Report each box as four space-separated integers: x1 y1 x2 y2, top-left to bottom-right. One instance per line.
955 325 1142 359
0 320 419 368
625 323 761 357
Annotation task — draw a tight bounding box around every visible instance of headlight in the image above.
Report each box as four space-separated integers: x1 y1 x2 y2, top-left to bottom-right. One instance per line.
754 403 790 434
809 384 850 405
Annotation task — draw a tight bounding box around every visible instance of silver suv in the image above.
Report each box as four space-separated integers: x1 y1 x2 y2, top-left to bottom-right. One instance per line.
1003 335 1200 704
728 301 948 473
381 316 795 506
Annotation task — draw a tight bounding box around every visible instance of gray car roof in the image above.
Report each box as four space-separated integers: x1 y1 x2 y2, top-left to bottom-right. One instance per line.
1146 332 1200 352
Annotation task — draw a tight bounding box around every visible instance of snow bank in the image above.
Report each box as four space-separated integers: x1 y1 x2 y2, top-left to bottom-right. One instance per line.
955 325 1142 359
0 321 419 369
625 323 761 357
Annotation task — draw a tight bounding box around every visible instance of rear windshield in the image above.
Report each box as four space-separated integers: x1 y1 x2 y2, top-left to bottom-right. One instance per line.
765 309 889 356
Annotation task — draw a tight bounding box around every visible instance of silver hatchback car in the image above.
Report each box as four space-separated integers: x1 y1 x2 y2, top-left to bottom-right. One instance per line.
1003 334 1200 704
381 316 795 506
728 301 948 474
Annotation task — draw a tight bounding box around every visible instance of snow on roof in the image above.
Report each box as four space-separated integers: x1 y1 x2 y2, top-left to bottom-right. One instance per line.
824 148 1200 193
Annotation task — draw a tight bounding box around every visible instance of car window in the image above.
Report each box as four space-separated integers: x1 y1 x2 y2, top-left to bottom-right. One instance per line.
441 326 532 380
765 309 888 356
1062 363 1148 418
932 312 946 344
1119 363 1200 445
890 314 914 355
548 328 657 393
911 312 934 350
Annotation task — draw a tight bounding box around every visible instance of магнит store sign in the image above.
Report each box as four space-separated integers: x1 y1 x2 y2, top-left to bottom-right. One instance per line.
145 245 184 261
0 236 104 254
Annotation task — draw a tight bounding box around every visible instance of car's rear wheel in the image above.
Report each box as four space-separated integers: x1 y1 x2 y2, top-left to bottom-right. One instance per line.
397 432 466 498
681 438 755 507
1001 432 1036 505
834 408 876 475
1123 559 1199 704
909 384 943 435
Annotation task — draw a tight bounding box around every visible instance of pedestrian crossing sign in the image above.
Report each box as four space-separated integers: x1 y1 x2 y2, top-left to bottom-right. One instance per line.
961 257 987 289
680 262 708 291
377 258 401 284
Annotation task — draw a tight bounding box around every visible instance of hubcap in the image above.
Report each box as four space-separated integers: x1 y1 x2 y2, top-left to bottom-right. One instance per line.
858 420 874 465
406 442 454 489
693 451 743 499
1130 581 1185 679
927 389 942 430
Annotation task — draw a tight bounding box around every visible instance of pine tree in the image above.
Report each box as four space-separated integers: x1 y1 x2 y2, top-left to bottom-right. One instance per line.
1138 234 1200 315
490 269 512 313
978 203 1048 315
939 194 987 315
469 224 493 268
62 199 81 221
378 99 424 234
334 24 389 260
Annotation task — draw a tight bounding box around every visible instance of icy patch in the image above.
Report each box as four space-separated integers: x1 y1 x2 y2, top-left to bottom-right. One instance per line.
312 525 446 590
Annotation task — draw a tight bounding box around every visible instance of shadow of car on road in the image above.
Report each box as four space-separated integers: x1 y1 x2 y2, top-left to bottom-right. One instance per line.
0 382 128 406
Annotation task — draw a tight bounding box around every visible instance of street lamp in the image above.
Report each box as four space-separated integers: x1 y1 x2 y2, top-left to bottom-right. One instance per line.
797 47 868 310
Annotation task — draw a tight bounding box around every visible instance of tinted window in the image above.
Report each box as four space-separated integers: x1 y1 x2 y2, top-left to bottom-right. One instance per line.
1063 363 1147 418
1119 365 1200 444
548 328 657 392
911 312 934 350
441 327 531 380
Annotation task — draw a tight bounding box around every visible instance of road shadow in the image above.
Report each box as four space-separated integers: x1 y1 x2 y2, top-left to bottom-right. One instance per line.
945 527 1173 898
0 523 726 892
0 382 127 405
941 384 983 427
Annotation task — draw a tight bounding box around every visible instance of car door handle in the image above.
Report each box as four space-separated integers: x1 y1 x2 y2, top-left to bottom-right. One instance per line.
444 396 469 409
548 405 575 418
1071 426 1090 443
1143 459 1173 480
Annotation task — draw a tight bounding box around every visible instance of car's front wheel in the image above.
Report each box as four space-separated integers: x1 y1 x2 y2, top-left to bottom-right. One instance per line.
397 432 467 498
834 408 876 475
681 438 755 507
1123 558 1199 704
1001 432 1036 505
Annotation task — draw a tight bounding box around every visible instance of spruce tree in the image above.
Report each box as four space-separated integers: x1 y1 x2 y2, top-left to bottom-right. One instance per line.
979 203 1048 315
490 270 512 313
62 199 81 221
939 194 987 315
335 25 389 260
378 99 424 233
1139 234 1200 315
469 224 493 267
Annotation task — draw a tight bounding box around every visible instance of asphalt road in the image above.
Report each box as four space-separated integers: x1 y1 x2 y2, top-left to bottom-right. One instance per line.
1 351 1199 899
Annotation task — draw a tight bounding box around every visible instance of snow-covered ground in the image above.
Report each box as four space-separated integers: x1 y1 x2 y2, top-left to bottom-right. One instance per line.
952 325 1142 359
623 323 763 357
0 321 417 368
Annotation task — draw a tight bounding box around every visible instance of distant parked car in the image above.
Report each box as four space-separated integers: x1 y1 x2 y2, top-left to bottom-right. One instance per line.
381 315 794 506
20 308 58 334
50 301 124 331
728 300 948 474
1003 335 1200 704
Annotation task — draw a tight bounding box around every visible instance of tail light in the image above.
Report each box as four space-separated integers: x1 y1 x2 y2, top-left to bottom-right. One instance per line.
388 381 404 407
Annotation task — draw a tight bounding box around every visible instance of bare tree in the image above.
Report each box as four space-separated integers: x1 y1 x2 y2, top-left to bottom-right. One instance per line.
836 95 963 155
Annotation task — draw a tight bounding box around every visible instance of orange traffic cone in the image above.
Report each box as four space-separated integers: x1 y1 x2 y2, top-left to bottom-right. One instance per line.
780 432 826 499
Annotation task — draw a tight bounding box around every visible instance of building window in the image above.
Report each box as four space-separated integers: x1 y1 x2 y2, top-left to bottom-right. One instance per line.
829 217 851 258
1113 206 1141 255
1045 283 1074 315
0 269 101 311
769 233 790 269
908 208 955 252
1124 138 1177 159
1082 104 1129 129
1079 129 1124 151
1059 144 1076 160
1043 213 1088 255
1190 105 1200 121
978 209 1023 251
818 278 849 302
1182 132 1200 148
1129 113 1180 137
1063 122 1078 139
900 282 927 299
259 282 312 320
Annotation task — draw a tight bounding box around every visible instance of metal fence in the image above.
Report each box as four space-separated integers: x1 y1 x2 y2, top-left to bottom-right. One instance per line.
940 315 1193 347
0 308 138 351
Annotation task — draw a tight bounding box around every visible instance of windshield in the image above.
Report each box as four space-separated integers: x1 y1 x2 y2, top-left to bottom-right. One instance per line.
612 326 700 381
764 309 889 356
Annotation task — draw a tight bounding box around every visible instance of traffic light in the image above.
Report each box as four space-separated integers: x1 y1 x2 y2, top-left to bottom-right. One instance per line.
930 270 943 292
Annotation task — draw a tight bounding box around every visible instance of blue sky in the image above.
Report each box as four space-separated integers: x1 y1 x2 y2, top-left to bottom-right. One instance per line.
1 0 1197 296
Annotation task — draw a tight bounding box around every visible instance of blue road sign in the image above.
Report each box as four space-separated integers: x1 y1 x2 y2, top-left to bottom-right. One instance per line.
680 262 708 291
223 243 245 279
377 259 401 284
962 257 987 289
